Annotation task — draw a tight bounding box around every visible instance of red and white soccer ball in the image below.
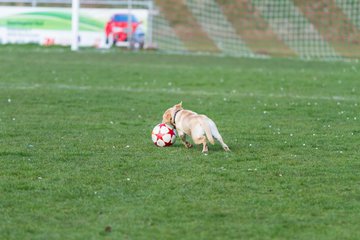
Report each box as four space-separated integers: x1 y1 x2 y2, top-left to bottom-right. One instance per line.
151 123 177 147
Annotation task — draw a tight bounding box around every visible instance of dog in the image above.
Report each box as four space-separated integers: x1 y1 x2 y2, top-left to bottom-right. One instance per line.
162 102 230 153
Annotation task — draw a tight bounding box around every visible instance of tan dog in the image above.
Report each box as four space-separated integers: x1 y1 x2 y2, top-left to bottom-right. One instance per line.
162 102 230 153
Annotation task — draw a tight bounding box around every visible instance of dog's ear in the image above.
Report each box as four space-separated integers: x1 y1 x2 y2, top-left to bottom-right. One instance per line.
175 101 183 109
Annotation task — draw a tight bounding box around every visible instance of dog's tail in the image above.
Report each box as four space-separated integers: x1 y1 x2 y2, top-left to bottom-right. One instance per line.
199 117 215 145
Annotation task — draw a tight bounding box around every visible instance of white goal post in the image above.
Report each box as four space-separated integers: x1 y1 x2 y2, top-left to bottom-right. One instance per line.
71 0 79 51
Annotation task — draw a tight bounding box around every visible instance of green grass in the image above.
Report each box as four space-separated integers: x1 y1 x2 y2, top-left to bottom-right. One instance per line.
0 45 359 240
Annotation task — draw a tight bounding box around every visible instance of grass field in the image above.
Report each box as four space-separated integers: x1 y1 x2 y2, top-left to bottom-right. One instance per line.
0 45 359 240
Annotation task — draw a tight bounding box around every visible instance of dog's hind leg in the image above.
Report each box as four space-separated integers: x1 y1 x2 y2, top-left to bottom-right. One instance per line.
213 132 230 151
208 120 230 151
193 135 208 153
191 126 209 153
216 136 230 152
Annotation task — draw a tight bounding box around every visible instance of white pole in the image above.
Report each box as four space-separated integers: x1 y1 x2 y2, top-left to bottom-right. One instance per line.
147 1 153 48
127 0 133 49
71 0 80 51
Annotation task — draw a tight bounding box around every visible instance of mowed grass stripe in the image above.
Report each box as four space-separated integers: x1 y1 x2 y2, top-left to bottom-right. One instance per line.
1 83 359 102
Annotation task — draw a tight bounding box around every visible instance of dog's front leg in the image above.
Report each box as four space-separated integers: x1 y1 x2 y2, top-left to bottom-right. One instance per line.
178 131 193 148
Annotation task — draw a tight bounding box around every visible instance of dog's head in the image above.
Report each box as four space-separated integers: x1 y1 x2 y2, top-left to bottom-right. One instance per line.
162 102 183 125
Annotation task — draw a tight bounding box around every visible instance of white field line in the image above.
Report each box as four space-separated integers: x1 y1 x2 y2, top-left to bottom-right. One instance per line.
2 83 359 102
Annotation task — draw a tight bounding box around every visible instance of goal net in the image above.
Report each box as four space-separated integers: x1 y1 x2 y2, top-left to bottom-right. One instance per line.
152 0 360 59
0 0 359 59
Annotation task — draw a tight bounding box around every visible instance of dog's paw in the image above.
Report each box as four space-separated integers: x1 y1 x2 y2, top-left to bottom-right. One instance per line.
224 146 231 152
185 142 193 148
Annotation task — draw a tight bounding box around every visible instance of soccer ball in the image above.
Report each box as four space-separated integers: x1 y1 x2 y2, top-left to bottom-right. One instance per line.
151 123 176 147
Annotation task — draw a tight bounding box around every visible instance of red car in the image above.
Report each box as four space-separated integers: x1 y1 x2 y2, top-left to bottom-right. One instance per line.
105 13 144 48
